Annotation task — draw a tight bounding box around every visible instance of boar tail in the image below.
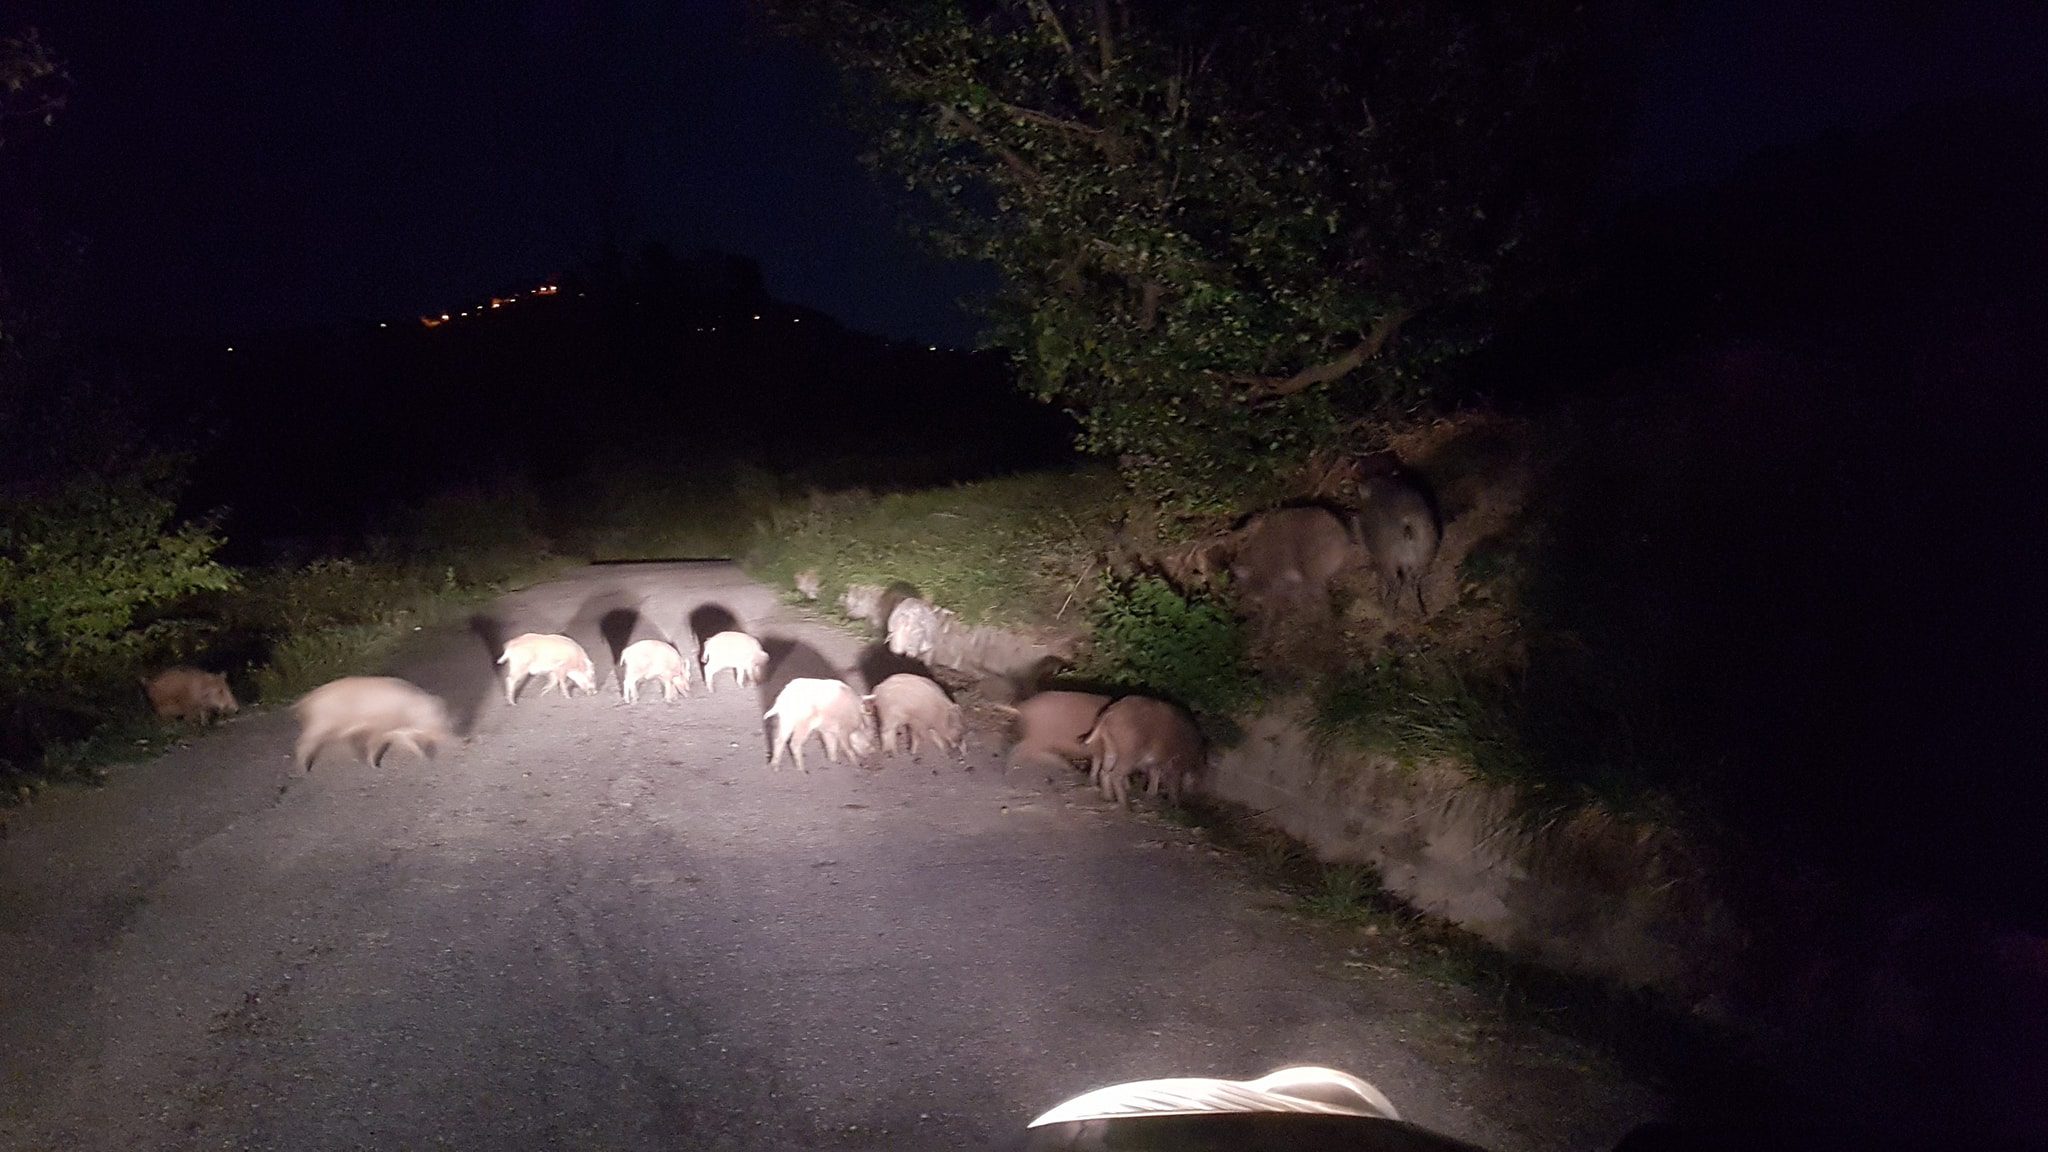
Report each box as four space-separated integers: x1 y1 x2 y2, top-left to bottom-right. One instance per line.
1080 716 1107 749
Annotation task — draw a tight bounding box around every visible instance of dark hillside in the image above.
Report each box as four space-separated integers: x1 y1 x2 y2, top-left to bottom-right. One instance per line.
176 245 1076 557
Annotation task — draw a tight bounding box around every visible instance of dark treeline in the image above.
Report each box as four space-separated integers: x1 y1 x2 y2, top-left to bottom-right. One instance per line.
1485 95 2048 935
167 242 1076 560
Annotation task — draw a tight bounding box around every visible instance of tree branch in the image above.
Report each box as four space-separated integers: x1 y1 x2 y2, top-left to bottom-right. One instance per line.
1237 308 1415 402
1025 0 1100 86
995 100 1104 139
1093 0 1115 78
994 98 1132 163
1138 281 1164 330
936 105 1040 184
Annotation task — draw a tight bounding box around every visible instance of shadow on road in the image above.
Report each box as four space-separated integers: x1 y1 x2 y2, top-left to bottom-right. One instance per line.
437 613 510 735
598 606 643 667
855 641 932 691
756 637 843 756
557 589 643 691
688 603 740 649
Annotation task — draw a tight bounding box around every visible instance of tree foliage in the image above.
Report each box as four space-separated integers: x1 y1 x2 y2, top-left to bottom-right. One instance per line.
0 26 66 149
0 469 234 708
770 0 1614 510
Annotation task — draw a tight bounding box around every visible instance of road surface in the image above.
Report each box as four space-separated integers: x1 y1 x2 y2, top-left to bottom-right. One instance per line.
0 562 1660 1151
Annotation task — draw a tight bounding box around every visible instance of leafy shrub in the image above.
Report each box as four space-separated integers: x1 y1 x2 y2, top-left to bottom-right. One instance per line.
569 462 784 562
391 482 553 586
0 474 232 690
1082 574 1257 721
0 469 232 770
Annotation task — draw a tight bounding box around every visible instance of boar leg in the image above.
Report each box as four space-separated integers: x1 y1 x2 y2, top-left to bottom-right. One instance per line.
294 727 331 772
790 721 814 773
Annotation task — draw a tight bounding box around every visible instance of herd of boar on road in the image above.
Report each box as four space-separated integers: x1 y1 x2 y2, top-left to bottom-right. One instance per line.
138 466 1440 811
138 618 1201 807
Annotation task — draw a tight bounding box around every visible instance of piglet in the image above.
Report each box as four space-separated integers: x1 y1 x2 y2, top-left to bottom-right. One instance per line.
619 639 691 703
497 632 598 705
867 673 964 757
293 676 453 771
763 677 876 773
1083 695 1204 807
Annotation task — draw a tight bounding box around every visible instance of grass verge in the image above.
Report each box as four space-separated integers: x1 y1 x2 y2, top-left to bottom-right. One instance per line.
1166 795 1766 1100
743 466 1123 625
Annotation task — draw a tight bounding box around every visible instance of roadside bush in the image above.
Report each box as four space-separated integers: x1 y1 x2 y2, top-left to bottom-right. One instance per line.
567 462 784 561
389 482 553 585
0 468 233 772
1082 574 1257 724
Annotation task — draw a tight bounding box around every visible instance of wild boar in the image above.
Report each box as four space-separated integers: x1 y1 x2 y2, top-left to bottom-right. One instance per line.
763 677 876 773
497 632 598 705
840 583 885 625
292 676 453 771
1083 695 1203 807
794 569 822 600
700 630 770 691
885 598 951 661
840 580 918 631
1228 506 1360 620
1353 472 1440 614
141 666 239 724
998 690 1111 773
866 673 964 757
618 639 691 703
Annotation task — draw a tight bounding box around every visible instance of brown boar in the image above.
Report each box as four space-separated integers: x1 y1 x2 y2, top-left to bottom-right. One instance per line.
1228 506 1361 620
866 673 964 757
700 630 770 691
998 690 1111 773
142 666 239 724
618 639 691 703
839 583 885 626
1353 472 1441 614
292 676 453 771
1082 695 1203 807
497 632 598 705
763 677 876 773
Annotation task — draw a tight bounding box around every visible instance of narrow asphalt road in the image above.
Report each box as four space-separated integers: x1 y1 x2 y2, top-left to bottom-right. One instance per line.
0 562 1660 1152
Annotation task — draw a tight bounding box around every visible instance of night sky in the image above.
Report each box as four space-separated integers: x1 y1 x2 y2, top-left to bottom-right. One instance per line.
3 0 2045 346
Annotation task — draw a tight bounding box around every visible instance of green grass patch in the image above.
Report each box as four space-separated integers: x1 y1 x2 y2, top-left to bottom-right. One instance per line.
1308 655 1670 823
1309 657 1527 779
1081 573 1259 731
744 467 1122 626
